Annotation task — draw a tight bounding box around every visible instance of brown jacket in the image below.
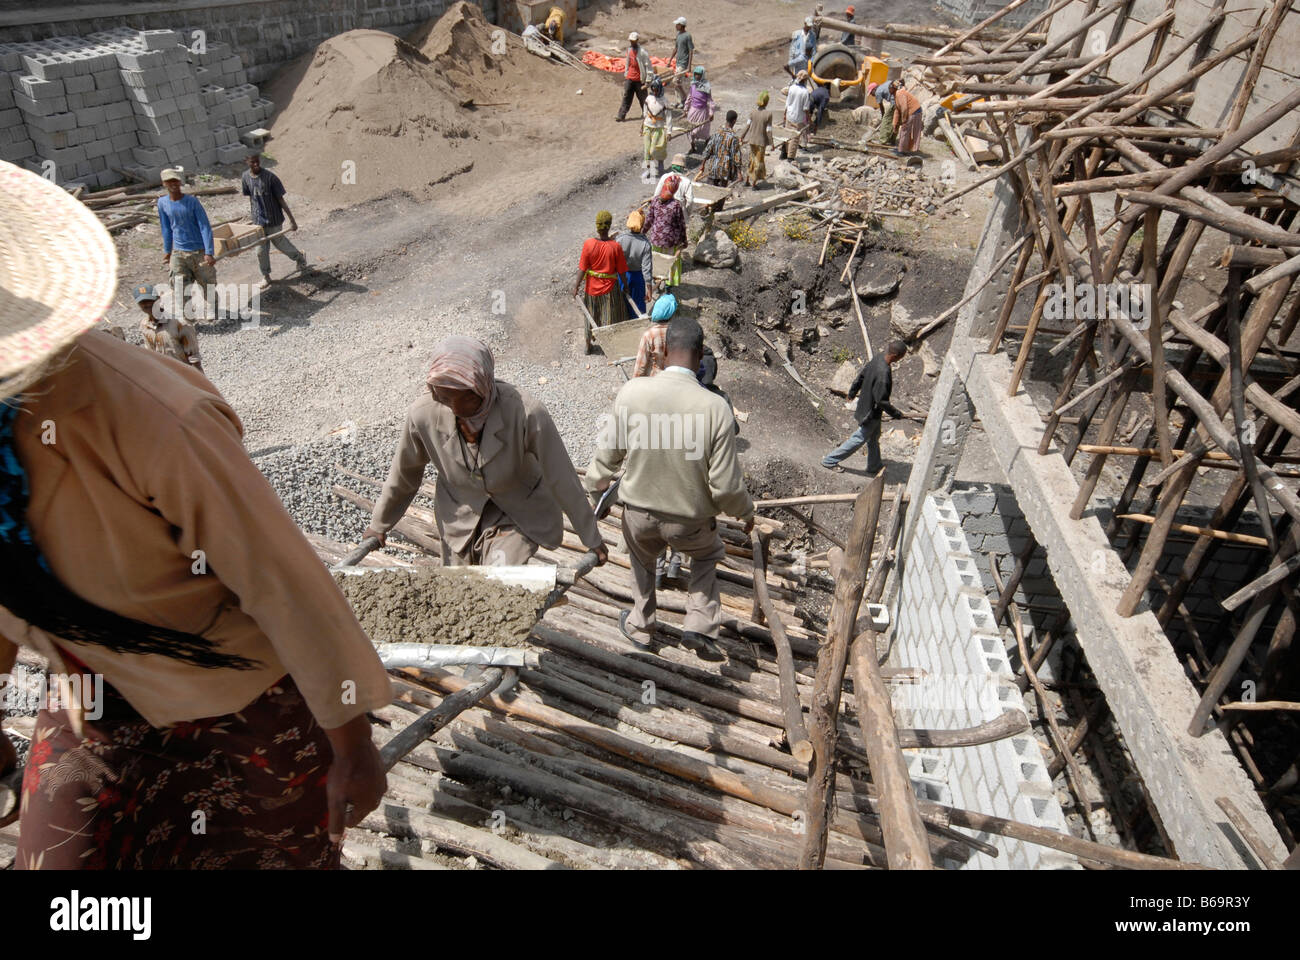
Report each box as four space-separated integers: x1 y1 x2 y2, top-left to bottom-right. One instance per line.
371 382 603 556
0 331 392 729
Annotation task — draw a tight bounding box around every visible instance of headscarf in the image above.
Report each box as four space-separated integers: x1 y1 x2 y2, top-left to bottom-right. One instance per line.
757 90 770 107
659 174 680 200
627 210 644 231
595 209 613 231
865 82 878 99
426 335 498 434
650 293 678 322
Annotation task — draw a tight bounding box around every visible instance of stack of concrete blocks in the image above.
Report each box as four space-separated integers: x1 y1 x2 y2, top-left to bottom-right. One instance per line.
890 491 1077 869
0 28 273 190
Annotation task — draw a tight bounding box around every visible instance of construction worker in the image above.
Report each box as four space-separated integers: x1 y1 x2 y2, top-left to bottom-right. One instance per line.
784 70 814 158
586 316 755 662
839 6 858 45
0 161 392 869
156 167 216 321
617 209 653 317
785 16 817 80
574 210 630 328
365 337 607 568
242 153 308 289
544 6 565 44
672 17 694 108
134 283 203 373
655 153 695 215
822 339 908 473
615 31 653 122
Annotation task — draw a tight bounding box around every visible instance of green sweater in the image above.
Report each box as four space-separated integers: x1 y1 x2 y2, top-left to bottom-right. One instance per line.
585 368 753 522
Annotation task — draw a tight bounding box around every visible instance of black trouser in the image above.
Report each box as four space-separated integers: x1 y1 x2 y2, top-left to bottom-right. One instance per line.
617 78 646 120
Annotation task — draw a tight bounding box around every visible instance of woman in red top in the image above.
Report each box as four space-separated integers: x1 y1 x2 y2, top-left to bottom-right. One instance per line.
573 209 629 328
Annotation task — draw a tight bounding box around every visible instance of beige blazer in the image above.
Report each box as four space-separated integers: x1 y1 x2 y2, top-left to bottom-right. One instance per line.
372 382 603 556
0 331 392 730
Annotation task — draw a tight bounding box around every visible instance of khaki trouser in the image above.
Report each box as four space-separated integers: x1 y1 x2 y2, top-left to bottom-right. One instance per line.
621 505 726 638
256 230 304 279
169 250 216 319
442 500 538 567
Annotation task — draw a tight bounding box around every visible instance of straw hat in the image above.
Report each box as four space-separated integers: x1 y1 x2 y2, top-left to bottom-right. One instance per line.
0 161 117 398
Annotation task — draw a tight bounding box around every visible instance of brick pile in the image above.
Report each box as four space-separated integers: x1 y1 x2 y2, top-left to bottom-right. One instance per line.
0 28 273 190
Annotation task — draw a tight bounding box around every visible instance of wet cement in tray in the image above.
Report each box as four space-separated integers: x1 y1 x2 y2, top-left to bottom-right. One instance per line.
334 568 543 646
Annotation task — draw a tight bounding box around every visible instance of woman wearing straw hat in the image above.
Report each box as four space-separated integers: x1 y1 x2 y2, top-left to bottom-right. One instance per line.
0 161 393 868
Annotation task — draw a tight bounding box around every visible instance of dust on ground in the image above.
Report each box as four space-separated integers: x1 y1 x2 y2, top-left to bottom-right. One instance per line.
333 568 543 646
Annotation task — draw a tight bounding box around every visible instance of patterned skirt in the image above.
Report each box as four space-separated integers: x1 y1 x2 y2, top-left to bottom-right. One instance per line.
687 104 712 142
584 288 628 327
16 675 339 870
897 109 923 153
747 144 767 184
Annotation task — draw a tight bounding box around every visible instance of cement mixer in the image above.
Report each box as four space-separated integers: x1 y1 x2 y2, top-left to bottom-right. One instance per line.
808 43 889 106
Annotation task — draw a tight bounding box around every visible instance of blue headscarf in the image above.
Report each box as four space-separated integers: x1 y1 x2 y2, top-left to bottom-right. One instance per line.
650 293 678 322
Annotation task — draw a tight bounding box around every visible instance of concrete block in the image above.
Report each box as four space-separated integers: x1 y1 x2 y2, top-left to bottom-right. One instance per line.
197 146 219 167
63 74 94 95
84 139 113 160
25 110 76 133
92 69 121 91
16 75 64 99
131 144 167 167
14 93 70 117
139 30 182 51
0 44 22 72
0 139 35 162
116 50 166 71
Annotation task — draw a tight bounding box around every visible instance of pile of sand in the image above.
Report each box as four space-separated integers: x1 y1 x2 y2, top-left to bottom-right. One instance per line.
262 1 627 213
334 568 542 646
262 27 477 207
406 1 506 100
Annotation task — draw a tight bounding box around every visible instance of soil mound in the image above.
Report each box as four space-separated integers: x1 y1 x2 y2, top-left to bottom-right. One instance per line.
407 1 504 99
262 29 476 207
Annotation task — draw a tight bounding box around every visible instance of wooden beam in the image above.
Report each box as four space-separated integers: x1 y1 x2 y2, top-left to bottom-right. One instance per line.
800 475 888 869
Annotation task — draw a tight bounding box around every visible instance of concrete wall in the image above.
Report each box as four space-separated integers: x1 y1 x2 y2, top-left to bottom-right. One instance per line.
891 491 1077 869
1045 0 1300 154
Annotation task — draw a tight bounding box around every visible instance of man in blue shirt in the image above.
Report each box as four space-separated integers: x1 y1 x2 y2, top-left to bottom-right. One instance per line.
785 17 817 80
241 153 307 289
157 168 216 321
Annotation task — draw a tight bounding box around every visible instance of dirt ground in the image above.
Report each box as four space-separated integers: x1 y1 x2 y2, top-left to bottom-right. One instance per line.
100 0 992 524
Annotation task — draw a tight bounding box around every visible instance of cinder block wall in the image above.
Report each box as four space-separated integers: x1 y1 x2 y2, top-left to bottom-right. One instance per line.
950 480 1271 654
891 491 1076 869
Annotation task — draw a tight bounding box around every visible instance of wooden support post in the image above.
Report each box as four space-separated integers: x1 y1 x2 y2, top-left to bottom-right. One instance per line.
850 630 934 869
799 475 888 869
751 529 814 764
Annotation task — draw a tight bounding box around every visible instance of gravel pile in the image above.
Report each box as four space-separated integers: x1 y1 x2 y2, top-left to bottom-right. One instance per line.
254 366 610 546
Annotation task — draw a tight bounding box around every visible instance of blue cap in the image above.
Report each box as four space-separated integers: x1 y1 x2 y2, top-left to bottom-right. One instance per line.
133 283 159 303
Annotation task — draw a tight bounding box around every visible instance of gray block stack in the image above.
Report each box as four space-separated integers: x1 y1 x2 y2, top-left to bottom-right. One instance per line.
0 27 274 190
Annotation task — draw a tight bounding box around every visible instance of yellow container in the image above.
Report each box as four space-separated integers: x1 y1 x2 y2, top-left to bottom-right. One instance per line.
941 91 984 113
